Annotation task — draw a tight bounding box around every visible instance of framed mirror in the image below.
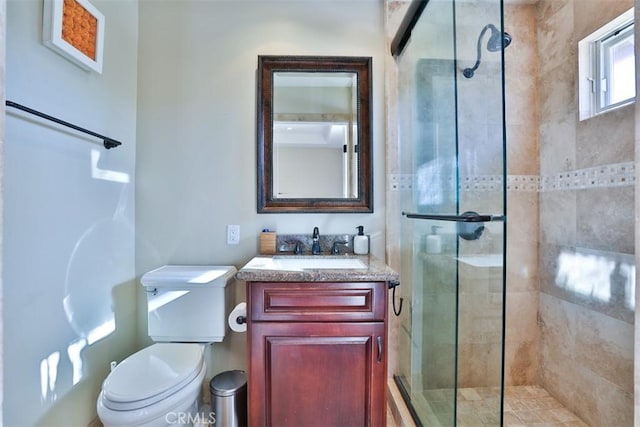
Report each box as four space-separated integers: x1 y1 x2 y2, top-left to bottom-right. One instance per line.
257 55 373 213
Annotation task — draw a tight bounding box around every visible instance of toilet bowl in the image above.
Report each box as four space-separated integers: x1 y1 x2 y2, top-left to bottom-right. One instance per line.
96 265 237 427
97 343 206 427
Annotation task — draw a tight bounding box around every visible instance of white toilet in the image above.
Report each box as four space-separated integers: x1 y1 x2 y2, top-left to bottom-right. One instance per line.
97 265 237 427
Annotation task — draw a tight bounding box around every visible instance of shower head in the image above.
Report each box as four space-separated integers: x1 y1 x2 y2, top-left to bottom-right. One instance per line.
463 24 512 78
486 24 512 52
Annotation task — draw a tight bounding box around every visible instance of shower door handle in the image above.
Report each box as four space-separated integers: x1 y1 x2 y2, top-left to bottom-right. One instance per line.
403 211 505 241
402 212 505 222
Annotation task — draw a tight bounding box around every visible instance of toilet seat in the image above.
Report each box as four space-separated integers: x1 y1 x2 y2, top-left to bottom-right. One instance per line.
101 343 204 411
97 362 205 427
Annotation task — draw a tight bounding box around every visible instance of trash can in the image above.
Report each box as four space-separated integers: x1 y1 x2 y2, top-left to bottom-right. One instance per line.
209 370 247 427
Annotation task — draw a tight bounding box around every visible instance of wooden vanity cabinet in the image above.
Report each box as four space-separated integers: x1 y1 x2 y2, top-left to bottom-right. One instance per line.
247 281 388 427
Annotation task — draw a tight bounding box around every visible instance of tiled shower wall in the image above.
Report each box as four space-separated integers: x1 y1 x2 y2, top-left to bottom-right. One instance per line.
503 2 541 389
535 1 634 425
385 1 635 425
383 0 542 390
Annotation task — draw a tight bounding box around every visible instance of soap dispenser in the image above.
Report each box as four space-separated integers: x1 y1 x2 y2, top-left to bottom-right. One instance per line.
425 226 442 254
354 225 369 255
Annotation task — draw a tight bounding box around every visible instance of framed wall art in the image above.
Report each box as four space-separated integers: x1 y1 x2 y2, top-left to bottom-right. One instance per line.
43 0 105 74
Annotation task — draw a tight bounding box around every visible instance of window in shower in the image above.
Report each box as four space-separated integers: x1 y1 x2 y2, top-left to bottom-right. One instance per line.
579 8 635 120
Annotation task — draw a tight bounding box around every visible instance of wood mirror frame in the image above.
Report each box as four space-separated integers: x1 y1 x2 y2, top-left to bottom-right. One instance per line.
257 55 373 213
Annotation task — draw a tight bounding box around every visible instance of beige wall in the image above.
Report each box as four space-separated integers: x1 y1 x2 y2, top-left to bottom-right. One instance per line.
383 0 408 385
136 0 387 378
5 0 139 425
503 3 541 387
536 0 634 425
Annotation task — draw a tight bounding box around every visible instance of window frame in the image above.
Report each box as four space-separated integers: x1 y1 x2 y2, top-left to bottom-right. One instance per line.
578 8 635 121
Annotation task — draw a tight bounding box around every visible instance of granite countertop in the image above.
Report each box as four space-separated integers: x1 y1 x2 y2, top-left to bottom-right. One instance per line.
235 254 399 283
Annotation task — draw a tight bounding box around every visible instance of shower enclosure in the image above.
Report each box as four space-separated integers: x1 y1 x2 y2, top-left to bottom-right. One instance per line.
392 0 508 425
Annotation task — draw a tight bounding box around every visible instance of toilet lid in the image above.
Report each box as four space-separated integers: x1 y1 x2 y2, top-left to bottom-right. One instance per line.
102 343 204 408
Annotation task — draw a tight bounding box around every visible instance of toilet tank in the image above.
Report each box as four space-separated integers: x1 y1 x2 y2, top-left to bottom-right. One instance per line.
141 265 237 342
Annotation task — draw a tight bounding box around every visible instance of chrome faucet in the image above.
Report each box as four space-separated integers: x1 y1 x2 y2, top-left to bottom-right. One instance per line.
331 239 350 255
279 240 303 254
311 227 321 254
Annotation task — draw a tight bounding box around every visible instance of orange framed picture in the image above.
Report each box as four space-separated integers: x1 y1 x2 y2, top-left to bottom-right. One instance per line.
43 0 105 74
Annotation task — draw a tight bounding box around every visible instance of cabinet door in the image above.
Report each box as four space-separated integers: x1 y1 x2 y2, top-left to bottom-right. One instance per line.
249 322 386 427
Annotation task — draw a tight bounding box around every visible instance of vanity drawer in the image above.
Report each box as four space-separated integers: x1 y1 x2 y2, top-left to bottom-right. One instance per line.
248 281 387 322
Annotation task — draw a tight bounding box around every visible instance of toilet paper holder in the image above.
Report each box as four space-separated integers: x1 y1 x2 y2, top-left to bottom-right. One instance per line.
229 302 248 333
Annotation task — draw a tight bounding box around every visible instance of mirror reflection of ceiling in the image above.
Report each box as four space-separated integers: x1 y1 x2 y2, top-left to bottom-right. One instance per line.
274 72 356 87
274 122 348 147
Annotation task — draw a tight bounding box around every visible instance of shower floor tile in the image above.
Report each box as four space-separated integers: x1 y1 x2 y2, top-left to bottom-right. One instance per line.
416 385 586 426
502 386 587 426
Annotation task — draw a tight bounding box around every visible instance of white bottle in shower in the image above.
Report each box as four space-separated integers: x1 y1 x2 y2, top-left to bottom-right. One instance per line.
425 226 442 254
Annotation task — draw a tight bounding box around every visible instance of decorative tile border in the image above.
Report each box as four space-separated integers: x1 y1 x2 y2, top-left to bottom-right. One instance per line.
388 162 635 193
506 175 539 192
388 174 413 192
539 161 635 192
460 174 503 192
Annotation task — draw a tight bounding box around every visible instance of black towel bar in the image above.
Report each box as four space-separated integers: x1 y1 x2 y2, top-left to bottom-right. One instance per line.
5 100 122 149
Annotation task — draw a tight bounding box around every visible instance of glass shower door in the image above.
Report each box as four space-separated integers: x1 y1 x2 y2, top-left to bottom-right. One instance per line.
394 0 507 426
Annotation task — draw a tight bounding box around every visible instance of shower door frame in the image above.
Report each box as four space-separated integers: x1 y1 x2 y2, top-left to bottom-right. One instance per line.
391 0 508 425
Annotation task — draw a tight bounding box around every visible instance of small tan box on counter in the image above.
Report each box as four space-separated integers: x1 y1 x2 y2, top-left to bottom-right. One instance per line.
259 231 276 255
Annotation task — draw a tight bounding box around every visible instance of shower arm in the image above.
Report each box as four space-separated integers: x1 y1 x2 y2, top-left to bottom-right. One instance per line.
463 24 493 78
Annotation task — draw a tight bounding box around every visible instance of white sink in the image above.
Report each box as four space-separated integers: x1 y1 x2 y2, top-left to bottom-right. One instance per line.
273 257 367 270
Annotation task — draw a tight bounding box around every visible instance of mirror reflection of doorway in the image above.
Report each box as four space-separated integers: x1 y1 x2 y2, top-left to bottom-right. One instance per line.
273 121 357 198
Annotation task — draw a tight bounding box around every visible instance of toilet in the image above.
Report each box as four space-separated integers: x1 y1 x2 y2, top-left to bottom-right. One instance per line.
97 265 237 427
